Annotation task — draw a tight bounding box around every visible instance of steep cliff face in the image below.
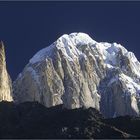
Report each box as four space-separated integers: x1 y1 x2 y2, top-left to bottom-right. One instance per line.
0 41 13 101
13 33 140 118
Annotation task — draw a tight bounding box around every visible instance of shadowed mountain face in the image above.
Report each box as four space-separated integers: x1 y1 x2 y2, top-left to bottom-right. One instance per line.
0 101 139 139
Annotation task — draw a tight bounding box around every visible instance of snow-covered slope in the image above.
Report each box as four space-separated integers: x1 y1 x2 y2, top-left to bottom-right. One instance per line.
13 32 140 118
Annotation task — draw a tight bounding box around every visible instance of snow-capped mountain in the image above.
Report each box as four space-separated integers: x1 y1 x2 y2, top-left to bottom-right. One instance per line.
13 33 140 118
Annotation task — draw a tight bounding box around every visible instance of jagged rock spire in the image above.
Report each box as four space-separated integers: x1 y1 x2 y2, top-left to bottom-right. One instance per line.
0 41 13 101
0 41 6 67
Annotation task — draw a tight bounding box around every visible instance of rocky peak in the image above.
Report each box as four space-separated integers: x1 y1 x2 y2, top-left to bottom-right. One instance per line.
0 41 13 101
13 33 140 118
0 41 6 67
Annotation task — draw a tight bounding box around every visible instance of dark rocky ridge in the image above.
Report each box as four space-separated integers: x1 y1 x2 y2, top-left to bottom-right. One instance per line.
0 101 139 139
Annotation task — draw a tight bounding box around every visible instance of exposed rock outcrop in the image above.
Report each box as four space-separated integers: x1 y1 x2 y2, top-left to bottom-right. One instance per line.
13 33 140 118
0 41 13 101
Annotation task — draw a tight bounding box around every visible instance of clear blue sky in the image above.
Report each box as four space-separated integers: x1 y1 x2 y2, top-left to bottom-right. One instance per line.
0 1 140 80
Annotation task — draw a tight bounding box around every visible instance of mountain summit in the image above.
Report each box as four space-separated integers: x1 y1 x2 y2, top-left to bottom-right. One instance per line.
0 41 13 101
13 33 140 118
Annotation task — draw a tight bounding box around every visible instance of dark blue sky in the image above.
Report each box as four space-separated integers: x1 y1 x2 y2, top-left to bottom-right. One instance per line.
0 1 140 80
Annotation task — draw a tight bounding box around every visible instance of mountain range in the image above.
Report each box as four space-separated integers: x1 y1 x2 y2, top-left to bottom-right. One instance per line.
1 32 140 138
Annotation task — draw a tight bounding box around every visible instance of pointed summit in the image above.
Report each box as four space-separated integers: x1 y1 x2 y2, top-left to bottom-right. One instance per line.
0 41 5 53
0 41 6 66
0 41 13 101
0 40 4 48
